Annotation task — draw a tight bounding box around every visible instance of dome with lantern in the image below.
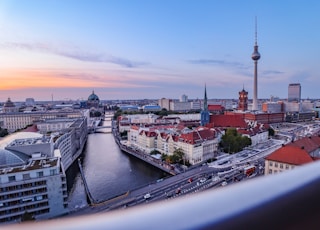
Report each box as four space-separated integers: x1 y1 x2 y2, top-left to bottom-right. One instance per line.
87 90 100 108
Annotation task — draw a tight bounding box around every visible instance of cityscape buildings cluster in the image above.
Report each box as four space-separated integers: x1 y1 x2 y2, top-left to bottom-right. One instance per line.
0 20 320 226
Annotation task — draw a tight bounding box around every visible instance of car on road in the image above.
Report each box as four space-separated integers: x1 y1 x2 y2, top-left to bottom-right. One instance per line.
200 178 207 183
212 176 220 182
188 178 193 183
144 193 151 199
221 181 228 186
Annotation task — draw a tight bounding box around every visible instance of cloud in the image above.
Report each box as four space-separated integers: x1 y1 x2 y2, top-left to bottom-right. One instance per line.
262 70 285 75
187 58 249 69
0 41 148 68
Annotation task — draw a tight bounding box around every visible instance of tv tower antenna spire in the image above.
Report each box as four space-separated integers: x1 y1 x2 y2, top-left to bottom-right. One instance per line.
251 16 261 111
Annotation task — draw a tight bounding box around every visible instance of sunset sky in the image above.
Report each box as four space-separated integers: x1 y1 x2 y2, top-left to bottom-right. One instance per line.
0 0 319 102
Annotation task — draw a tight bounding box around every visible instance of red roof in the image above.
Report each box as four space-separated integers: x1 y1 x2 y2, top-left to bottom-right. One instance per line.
287 136 320 153
208 104 224 111
179 128 215 144
265 145 314 165
210 114 248 129
131 125 140 130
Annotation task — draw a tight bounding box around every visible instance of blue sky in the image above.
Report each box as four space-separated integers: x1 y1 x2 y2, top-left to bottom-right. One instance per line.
0 0 319 102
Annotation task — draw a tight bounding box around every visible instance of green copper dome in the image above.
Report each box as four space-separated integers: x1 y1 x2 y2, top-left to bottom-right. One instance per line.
88 90 99 101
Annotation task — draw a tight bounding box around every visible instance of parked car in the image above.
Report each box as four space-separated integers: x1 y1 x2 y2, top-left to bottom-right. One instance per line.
144 193 151 199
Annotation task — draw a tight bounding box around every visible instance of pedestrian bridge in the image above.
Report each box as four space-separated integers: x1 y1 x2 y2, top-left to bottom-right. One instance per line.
88 125 112 133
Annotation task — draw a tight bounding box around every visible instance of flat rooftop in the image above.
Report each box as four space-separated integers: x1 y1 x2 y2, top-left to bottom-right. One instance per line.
0 157 58 175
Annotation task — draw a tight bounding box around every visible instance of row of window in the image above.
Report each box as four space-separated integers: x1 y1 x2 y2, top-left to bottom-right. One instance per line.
269 161 295 170
0 188 47 202
0 180 46 193
8 171 45 182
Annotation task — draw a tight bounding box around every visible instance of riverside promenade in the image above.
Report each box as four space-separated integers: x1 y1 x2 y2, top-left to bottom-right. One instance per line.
112 123 177 176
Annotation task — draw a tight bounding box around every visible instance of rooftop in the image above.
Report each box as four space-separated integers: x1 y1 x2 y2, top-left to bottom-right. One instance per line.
0 157 59 175
265 145 314 165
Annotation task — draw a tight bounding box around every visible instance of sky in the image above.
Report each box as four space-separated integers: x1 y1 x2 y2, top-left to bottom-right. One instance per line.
0 0 319 102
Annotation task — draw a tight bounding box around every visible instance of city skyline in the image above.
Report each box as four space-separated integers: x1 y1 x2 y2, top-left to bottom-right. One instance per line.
0 1 319 102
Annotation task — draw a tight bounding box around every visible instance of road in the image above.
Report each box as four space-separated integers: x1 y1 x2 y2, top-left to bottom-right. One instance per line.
67 157 265 218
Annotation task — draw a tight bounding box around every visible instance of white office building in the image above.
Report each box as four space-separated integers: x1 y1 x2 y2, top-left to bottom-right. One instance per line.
0 140 68 224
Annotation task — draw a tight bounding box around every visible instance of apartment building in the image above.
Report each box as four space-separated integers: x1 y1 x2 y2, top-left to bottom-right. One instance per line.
0 154 68 223
128 125 218 165
265 135 320 175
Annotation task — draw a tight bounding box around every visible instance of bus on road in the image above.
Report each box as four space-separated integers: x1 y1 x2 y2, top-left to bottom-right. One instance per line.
243 165 256 177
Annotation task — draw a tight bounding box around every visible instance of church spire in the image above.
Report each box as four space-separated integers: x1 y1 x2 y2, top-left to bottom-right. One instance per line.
204 84 208 111
200 84 210 126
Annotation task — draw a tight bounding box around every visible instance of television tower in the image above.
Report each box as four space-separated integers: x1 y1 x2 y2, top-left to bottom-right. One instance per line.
251 17 261 111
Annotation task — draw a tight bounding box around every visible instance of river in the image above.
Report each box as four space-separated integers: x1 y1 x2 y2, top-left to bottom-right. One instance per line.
67 119 167 211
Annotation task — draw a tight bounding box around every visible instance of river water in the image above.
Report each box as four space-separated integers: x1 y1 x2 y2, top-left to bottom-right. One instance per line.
67 120 167 211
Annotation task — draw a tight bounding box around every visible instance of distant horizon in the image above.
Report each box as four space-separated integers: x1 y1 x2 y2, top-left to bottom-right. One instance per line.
2 96 319 104
1 1 319 101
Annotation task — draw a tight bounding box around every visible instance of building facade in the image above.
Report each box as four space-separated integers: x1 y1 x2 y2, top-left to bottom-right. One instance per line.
0 153 68 223
264 135 320 175
238 88 248 111
158 98 171 111
288 83 301 102
127 125 219 165
0 110 86 133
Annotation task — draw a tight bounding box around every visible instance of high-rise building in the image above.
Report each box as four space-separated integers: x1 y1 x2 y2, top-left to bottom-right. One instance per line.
180 94 188 102
251 18 261 111
288 83 301 102
158 98 171 111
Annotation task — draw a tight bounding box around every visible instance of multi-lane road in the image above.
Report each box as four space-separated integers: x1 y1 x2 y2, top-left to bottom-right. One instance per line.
67 150 266 218
67 123 287 218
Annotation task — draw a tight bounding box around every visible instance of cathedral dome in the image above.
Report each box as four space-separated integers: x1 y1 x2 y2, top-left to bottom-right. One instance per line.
88 90 100 102
3 98 15 108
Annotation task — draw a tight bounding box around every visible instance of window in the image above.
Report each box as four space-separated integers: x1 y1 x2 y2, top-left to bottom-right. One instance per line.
23 173 30 180
37 172 44 177
275 163 278 167
269 161 273 166
8 176 16 182
268 169 272 174
50 169 56 176
280 164 283 169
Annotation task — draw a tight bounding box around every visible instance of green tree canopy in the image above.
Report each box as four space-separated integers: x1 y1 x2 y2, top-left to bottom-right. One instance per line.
220 128 252 154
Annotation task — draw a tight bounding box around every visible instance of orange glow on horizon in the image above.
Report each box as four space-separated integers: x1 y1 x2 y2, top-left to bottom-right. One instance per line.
0 68 133 90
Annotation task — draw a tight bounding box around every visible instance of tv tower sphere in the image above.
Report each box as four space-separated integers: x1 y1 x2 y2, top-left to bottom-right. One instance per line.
252 47 261 61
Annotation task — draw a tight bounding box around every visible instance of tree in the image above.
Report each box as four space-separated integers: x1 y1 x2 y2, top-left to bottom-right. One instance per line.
268 127 275 136
113 109 123 120
173 148 185 164
150 149 161 155
157 108 168 116
160 148 185 164
21 211 35 222
220 128 252 154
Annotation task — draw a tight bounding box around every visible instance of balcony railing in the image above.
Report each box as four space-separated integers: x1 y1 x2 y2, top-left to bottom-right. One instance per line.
3 160 320 229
